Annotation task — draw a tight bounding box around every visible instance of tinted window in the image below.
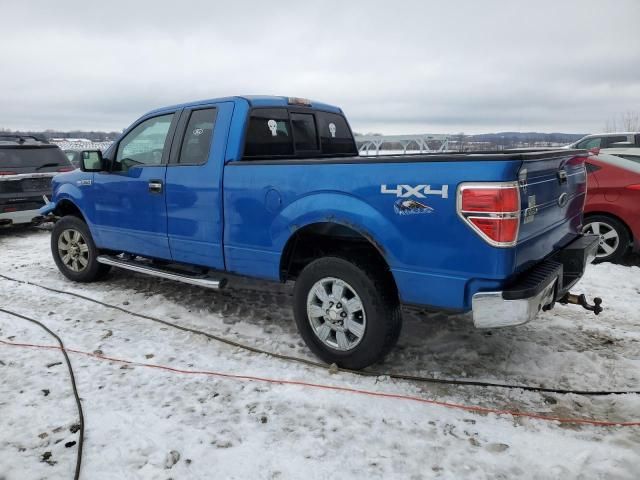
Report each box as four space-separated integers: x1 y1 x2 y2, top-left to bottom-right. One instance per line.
317 112 357 155
115 114 173 171
602 135 628 148
577 137 601 149
178 108 217 164
244 108 293 157
619 154 640 164
290 113 318 151
0 146 68 170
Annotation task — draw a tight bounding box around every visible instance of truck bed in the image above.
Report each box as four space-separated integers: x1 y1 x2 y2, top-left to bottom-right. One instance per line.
225 148 588 310
230 149 586 165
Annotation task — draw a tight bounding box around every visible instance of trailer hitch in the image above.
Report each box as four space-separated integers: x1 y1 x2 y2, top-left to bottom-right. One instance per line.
559 293 603 315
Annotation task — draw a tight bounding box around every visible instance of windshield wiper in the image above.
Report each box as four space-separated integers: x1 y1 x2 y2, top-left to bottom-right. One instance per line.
35 163 61 170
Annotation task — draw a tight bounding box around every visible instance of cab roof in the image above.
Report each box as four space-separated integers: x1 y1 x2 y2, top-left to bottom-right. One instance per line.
146 95 343 117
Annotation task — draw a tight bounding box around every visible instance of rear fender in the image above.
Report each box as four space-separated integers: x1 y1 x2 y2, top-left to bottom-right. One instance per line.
274 192 402 265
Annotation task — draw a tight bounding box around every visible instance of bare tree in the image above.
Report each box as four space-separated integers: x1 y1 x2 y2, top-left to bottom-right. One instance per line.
621 111 640 131
604 111 640 132
453 132 466 152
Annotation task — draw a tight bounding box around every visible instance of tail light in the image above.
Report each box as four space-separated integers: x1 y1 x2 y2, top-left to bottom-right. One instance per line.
457 182 521 247
0 171 16 176
57 166 74 172
626 184 640 191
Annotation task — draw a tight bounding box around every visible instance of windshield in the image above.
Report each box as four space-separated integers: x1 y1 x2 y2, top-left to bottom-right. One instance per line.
0 146 68 170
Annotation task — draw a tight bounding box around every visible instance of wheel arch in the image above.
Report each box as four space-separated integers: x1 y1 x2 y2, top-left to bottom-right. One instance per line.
280 221 397 296
53 198 87 223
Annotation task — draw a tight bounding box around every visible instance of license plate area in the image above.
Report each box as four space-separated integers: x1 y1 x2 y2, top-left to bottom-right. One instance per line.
21 177 52 192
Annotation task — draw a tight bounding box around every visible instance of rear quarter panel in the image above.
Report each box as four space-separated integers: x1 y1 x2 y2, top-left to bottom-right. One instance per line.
223 158 523 309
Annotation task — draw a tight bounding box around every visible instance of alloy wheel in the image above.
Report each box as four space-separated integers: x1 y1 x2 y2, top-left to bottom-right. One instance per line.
306 277 367 351
57 228 90 272
582 221 619 258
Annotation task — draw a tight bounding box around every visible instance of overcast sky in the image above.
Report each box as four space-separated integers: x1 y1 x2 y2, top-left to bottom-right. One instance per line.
1 0 639 134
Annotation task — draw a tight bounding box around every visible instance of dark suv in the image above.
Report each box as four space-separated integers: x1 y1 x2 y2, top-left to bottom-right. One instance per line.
0 135 74 226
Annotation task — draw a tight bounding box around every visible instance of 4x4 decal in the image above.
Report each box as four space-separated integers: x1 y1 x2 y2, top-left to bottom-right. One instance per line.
381 184 449 199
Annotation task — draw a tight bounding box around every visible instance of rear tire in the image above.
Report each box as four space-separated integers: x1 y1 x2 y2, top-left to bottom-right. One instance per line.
51 215 111 282
293 256 401 370
582 215 630 263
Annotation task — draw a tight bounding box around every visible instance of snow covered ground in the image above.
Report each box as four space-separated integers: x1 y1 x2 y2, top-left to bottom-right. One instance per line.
0 228 639 479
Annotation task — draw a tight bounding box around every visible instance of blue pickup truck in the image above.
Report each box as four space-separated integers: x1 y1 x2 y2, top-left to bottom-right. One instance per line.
41 95 600 368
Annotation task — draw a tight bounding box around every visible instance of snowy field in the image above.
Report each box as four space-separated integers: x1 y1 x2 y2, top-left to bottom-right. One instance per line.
0 228 639 479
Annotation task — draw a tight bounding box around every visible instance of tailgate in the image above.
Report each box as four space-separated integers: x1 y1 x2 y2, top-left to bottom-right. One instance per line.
0 173 55 194
0 173 55 213
514 150 588 272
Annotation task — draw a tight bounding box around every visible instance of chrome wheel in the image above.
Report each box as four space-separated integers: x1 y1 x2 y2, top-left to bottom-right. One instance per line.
57 228 90 272
306 277 366 351
582 221 619 258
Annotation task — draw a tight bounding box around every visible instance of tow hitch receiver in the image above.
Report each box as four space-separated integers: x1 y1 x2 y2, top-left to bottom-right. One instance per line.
559 293 603 315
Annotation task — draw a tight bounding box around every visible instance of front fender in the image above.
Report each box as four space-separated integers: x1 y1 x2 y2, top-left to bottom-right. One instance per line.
45 178 96 227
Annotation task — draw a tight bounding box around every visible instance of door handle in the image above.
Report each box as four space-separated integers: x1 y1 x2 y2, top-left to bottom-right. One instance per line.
148 180 163 193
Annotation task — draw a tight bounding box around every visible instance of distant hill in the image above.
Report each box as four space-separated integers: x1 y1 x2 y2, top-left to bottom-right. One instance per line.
469 132 585 146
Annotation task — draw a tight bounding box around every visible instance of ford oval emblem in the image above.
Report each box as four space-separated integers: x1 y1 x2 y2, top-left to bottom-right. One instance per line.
558 192 568 207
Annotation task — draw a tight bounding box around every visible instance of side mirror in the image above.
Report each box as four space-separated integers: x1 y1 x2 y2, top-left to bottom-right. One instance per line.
588 147 600 155
80 150 105 172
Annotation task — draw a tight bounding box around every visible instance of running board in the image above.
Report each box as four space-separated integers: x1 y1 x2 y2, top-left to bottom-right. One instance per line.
97 255 226 289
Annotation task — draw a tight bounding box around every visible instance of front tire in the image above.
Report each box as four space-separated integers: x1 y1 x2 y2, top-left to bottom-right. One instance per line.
293 256 401 370
582 215 630 263
51 215 110 282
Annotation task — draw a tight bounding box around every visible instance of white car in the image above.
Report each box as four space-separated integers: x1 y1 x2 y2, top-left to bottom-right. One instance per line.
567 132 640 151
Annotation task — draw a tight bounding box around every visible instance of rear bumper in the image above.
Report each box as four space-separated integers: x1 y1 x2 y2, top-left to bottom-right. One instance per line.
471 235 598 328
0 194 49 227
0 208 43 226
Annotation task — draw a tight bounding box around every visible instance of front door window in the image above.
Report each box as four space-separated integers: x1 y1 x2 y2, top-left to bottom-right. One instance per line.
115 114 174 172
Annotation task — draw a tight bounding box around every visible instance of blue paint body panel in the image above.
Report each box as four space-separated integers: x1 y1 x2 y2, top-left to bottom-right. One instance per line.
91 166 172 259
164 101 235 269
45 95 588 312
222 160 522 308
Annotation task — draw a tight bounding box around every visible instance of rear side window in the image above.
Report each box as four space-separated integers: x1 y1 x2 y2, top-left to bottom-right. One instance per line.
290 113 318 151
0 146 68 170
602 135 628 148
316 112 357 155
178 108 217 164
244 108 293 157
243 108 357 159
